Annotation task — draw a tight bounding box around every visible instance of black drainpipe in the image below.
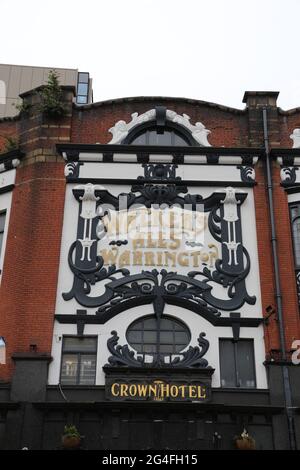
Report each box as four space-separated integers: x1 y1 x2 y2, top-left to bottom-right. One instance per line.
262 107 296 450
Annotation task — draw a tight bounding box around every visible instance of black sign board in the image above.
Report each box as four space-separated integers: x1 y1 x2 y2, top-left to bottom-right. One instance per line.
104 367 214 403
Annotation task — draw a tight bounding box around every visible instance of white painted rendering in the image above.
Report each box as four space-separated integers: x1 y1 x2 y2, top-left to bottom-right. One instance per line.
290 129 300 148
48 305 267 388
107 109 212 146
79 162 246 183
51 161 266 389
288 192 300 204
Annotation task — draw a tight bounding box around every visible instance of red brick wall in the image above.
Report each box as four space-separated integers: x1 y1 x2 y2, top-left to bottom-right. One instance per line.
0 162 65 381
0 120 18 153
254 162 300 354
71 99 249 147
1 94 300 381
279 111 300 147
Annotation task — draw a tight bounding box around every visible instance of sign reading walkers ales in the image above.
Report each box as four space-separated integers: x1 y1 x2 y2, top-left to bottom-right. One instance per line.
104 368 214 403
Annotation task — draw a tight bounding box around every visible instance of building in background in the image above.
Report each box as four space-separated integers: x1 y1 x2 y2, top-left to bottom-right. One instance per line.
0 84 299 450
0 64 93 117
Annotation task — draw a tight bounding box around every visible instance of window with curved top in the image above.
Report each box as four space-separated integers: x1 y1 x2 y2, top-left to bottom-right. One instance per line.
123 120 198 146
126 315 191 360
126 126 193 146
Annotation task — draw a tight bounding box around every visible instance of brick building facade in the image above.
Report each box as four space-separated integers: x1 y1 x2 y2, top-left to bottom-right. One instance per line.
0 87 300 450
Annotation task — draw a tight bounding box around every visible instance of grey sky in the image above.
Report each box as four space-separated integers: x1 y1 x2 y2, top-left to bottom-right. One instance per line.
1 0 299 110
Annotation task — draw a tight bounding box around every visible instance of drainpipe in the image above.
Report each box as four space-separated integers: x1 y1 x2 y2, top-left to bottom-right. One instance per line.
262 107 296 450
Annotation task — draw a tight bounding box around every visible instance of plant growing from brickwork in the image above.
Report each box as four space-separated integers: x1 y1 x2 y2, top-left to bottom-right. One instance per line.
0 135 19 154
38 70 66 118
13 100 32 116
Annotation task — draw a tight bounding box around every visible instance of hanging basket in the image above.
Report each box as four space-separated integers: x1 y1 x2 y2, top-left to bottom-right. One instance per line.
235 437 256 450
234 429 256 450
61 434 81 449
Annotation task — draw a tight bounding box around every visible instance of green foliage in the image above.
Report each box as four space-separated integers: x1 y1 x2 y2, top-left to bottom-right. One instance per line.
63 424 80 438
13 100 32 116
0 135 18 154
38 70 66 118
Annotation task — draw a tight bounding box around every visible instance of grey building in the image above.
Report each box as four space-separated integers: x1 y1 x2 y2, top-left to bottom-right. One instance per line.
0 64 93 118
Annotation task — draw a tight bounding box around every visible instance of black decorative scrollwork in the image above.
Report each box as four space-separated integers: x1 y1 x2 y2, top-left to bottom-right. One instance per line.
281 166 299 186
138 163 181 181
63 183 256 317
237 165 255 183
96 269 220 321
105 330 211 368
106 331 144 367
171 333 210 368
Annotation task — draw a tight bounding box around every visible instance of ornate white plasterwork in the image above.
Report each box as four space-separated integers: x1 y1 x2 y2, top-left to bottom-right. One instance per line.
290 129 300 148
108 109 211 146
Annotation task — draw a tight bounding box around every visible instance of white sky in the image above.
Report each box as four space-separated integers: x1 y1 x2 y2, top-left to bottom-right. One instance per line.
1 0 299 110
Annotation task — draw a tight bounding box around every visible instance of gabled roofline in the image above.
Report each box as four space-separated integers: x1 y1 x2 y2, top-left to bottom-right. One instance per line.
73 96 247 115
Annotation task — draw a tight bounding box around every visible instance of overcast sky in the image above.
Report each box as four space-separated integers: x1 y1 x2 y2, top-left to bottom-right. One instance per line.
1 0 299 110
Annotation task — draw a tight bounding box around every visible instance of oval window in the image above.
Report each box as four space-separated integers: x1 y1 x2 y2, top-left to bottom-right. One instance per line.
126 315 191 357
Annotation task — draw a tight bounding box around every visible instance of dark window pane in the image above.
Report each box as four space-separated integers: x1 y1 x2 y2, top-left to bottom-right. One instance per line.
61 354 78 385
160 331 173 343
160 319 173 330
143 331 157 343
127 126 192 146
60 338 97 386
77 95 88 104
160 344 174 353
126 315 190 358
174 331 190 343
79 354 96 385
220 339 256 389
143 318 157 329
143 344 158 354
127 331 142 343
130 134 147 145
78 72 89 83
293 218 300 266
77 83 88 96
219 340 236 388
0 213 6 232
0 233 3 257
173 133 189 146
63 337 97 353
236 341 256 388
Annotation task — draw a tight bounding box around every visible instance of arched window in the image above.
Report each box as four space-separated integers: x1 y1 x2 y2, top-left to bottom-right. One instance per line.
126 315 191 360
124 124 196 146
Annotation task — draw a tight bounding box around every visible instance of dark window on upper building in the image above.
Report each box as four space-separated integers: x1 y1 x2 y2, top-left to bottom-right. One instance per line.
126 315 191 360
60 336 97 385
290 203 300 268
0 211 6 260
289 203 300 304
127 127 192 146
76 72 89 105
219 339 256 388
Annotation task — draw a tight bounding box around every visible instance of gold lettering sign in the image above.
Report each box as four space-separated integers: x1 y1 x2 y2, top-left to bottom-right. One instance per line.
107 379 210 402
100 244 219 269
99 207 219 270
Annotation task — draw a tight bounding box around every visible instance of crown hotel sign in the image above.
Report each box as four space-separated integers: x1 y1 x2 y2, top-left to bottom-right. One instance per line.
105 376 212 403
